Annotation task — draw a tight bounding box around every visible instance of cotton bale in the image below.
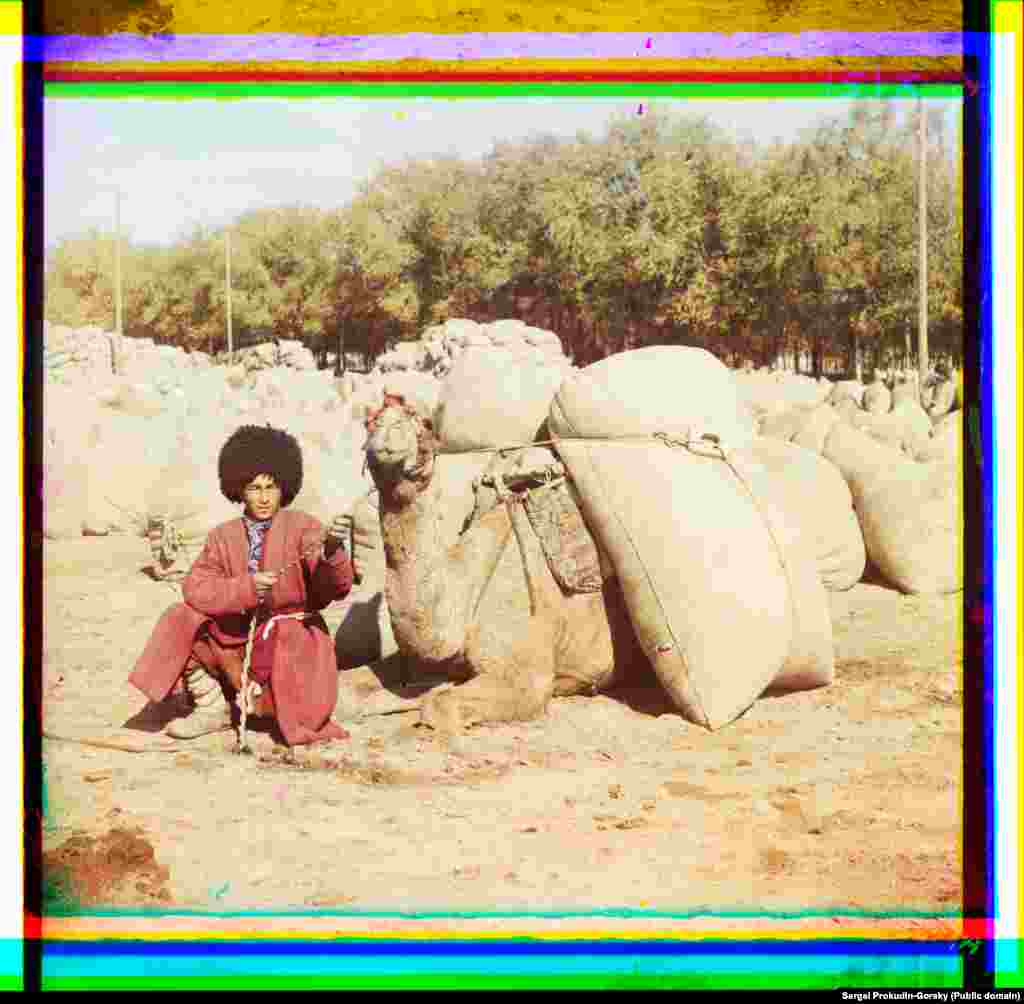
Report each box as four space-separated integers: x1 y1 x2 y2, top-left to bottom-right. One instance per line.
823 421 961 594
382 370 441 419
443 318 482 339
487 327 527 348
757 404 816 443
862 378 893 415
828 380 865 408
97 379 167 418
791 404 840 456
488 318 528 336
891 374 921 408
376 341 425 373
743 437 865 591
928 379 956 420
848 399 933 458
225 364 247 389
42 388 110 538
722 445 836 694
550 346 810 730
915 409 962 464
348 374 387 422
434 348 568 451
140 426 239 542
523 327 565 351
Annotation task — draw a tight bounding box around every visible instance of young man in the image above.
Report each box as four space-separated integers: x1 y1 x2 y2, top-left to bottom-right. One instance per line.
129 424 354 746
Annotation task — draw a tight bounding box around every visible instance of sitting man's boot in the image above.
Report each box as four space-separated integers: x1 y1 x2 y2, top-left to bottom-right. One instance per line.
166 661 233 739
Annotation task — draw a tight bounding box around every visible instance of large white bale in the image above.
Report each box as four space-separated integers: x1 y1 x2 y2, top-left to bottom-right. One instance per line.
291 424 372 528
43 448 106 539
734 371 831 420
434 349 569 451
551 346 754 448
723 446 836 695
743 437 865 591
488 318 528 336
96 380 167 418
549 348 808 730
928 379 956 420
828 380 865 408
847 399 933 458
142 431 239 542
549 438 794 729
792 404 840 455
442 318 482 341
377 341 425 373
523 327 564 353
823 422 962 594
757 404 815 443
915 409 962 464
381 370 441 418
278 340 317 370
891 375 921 408
862 379 893 415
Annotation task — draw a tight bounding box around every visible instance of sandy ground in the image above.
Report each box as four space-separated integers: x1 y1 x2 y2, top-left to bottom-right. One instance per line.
40 532 962 930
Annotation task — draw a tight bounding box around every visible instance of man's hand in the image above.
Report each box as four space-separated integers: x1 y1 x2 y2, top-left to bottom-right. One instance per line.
323 514 349 559
252 571 279 600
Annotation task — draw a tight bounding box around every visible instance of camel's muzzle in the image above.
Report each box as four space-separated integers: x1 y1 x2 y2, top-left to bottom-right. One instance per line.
365 444 411 480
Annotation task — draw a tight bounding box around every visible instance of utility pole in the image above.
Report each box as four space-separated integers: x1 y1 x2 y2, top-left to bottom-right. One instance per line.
111 189 123 375
225 227 233 360
114 189 122 336
917 95 930 390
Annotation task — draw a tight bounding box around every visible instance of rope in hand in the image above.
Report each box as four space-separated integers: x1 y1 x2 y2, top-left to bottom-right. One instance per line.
233 530 342 755
236 607 260 755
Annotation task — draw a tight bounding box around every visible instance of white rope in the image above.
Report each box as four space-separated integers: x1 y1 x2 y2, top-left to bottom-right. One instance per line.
235 610 307 754
236 614 259 754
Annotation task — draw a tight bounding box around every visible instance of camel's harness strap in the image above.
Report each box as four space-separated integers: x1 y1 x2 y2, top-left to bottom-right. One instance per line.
451 427 797 655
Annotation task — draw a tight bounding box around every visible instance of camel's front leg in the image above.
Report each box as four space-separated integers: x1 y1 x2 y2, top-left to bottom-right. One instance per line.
418 644 556 733
335 660 457 721
420 491 562 734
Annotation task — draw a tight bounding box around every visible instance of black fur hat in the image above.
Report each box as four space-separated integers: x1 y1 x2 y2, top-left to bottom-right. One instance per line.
218 424 303 508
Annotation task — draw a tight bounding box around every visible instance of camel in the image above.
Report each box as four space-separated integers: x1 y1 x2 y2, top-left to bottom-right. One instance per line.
361 394 643 732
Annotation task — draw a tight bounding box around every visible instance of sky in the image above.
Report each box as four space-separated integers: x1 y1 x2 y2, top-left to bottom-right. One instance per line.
43 95 961 249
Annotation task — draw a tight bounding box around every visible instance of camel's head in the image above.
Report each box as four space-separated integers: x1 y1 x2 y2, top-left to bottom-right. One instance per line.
364 393 438 497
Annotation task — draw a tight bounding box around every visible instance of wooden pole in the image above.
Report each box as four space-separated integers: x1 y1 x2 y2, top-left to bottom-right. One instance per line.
225 228 233 360
114 189 122 337
109 190 123 375
917 96 929 390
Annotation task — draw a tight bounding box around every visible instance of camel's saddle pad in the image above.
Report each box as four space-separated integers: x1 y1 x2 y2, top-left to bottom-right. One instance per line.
521 480 603 594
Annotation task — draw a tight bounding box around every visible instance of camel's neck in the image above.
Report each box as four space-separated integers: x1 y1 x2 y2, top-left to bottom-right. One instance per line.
377 474 447 573
374 470 515 666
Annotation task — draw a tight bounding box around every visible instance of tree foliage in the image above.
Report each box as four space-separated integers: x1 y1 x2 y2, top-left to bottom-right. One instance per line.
45 104 963 374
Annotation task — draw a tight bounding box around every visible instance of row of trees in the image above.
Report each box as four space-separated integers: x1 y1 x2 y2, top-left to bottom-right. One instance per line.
45 102 962 376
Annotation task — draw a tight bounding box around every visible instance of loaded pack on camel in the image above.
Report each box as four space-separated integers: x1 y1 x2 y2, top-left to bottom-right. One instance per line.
350 345 848 734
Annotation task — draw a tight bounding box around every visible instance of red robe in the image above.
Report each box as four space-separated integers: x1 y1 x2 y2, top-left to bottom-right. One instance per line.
129 509 354 746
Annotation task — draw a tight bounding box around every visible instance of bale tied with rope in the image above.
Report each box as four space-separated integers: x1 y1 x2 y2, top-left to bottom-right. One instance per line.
548 346 833 731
